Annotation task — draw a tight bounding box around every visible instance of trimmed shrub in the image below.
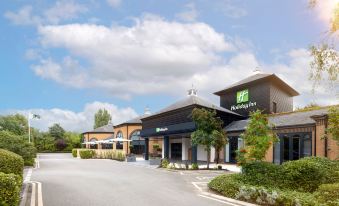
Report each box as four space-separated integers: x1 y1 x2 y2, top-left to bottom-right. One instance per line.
0 172 22 206
314 183 339 206
208 174 244 198
72 149 77 158
161 158 169 168
276 190 318 206
79 149 94 159
241 161 282 188
0 131 37 166
282 158 329 192
191 163 199 170
0 149 24 176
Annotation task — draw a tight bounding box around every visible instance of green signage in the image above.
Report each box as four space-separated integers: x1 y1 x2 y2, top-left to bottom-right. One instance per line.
236 89 249 103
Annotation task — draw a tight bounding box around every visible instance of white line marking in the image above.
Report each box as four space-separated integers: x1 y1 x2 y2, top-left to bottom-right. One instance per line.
24 169 32 183
30 182 36 206
198 194 239 206
191 182 208 192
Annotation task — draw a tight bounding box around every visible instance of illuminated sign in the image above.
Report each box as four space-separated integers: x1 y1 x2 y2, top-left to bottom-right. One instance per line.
236 89 249 103
231 89 256 111
156 127 168 132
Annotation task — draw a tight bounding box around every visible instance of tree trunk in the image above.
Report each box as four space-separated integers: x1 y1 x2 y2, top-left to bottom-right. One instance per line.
216 149 220 164
207 150 210 169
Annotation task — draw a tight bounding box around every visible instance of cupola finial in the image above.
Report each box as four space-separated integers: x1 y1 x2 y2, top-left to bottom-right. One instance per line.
188 84 197 96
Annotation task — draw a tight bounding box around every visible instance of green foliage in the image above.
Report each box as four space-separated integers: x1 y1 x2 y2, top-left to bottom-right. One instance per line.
48 123 65 140
161 158 169 168
0 130 36 166
94 109 111 129
191 163 199 170
0 149 24 177
0 114 28 135
92 150 126 161
152 143 160 150
238 110 277 166
282 157 336 192
241 161 282 188
72 149 77 157
79 149 95 159
0 172 22 206
34 132 56 152
314 183 339 206
327 106 339 143
208 174 244 198
191 108 226 168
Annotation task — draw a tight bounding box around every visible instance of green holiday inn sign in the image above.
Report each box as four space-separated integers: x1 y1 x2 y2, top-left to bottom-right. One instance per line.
231 89 256 111
236 89 249 103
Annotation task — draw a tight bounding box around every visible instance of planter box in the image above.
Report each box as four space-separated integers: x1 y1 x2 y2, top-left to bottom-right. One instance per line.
126 156 136 162
149 158 161 165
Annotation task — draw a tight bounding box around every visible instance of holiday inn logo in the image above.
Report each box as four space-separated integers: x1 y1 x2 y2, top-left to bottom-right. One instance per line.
236 89 249 103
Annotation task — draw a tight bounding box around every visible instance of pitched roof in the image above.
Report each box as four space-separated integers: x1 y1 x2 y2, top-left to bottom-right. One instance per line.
114 114 151 127
142 95 241 120
214 73 299 96
225 107 333 132
83 123 114 134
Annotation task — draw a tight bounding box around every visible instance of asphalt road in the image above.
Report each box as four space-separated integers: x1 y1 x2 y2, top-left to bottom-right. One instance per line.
31 153 231 206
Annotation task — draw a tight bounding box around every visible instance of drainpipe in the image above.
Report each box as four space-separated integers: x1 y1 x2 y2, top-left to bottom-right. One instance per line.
324 118 328 158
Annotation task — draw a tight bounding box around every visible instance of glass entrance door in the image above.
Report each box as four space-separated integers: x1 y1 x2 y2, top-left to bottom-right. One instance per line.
229 137 238 163
283 135 300 162
171 143 182 159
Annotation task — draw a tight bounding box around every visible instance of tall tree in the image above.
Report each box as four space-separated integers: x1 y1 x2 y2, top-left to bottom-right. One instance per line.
48 123 65 140
308 1 339 94
0 114 28 135
327 106 339 144
237 110 278 166
191 108 227 169
94 109 111 129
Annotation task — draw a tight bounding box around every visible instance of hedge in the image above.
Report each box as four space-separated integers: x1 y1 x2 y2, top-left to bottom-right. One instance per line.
314 183 339 206
72 149 77 158
208 174 244 198
0 149 24 177
0 131 37 166
0 172 22 206
79 149 95 159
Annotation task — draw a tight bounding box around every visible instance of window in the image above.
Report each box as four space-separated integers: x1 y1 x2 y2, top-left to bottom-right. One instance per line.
273 141 281 164
116 131 123 139
116 131 123 149
273 102 277 113
303 134 312 157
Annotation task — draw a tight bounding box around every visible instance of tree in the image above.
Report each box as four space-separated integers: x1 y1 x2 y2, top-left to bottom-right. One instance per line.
327 106 339 144
308 1 339 94
94 109 111 129
237 110 278 166
0 114 28 135
48 123 65 140
191 108 227 169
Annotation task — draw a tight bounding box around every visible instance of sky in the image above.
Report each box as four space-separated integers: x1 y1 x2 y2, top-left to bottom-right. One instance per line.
0 0 338 132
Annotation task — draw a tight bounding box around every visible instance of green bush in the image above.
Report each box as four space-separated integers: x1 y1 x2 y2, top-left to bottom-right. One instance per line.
79 149 94 159
0 131 37 166
208 174 244 198
72 149 77 157
276 190 318 206
191 163 199 170
282 158 329 192
0 172 22 206
161 158 169 168
0 149 24 176
241 161 282 188
314 183 339 206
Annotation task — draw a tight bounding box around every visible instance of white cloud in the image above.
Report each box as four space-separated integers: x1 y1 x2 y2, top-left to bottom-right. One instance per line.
106 0 122 8
176 3 199 22
4 1 87 26
3 102 138 132
44 0 88 24
4 6 41 26
34 15 235 98
216 0 247 18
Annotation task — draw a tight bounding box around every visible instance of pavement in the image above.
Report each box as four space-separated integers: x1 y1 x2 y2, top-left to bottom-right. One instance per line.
23 153 250 206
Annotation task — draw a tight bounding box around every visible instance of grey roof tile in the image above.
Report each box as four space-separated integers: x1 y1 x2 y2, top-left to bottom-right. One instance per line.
84 123 114 133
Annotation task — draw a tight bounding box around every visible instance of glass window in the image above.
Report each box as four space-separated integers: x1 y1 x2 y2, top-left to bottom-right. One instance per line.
238 138 244 149
116 131 123 139
273 102 277 113
273 141 280 164
303 135 312 157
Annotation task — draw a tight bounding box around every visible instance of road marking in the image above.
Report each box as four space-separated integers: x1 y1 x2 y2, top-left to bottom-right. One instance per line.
34 156 40 169
198 194 239 206
191 182 208 192
30 182 44 206
30 182 36 206
196 176 214 180
24 169 32 183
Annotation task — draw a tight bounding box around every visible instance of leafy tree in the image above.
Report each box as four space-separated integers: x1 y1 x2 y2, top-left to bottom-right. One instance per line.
0 114 28 135
308 1 339 94
327 106 339 144
64 132 82 149
94 109 111 129
48 123 65 140
34 132 55 152
191 108 227 169
237 110 278 166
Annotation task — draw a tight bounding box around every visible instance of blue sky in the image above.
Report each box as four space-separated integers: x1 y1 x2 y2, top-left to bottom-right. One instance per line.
0 0 337 131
